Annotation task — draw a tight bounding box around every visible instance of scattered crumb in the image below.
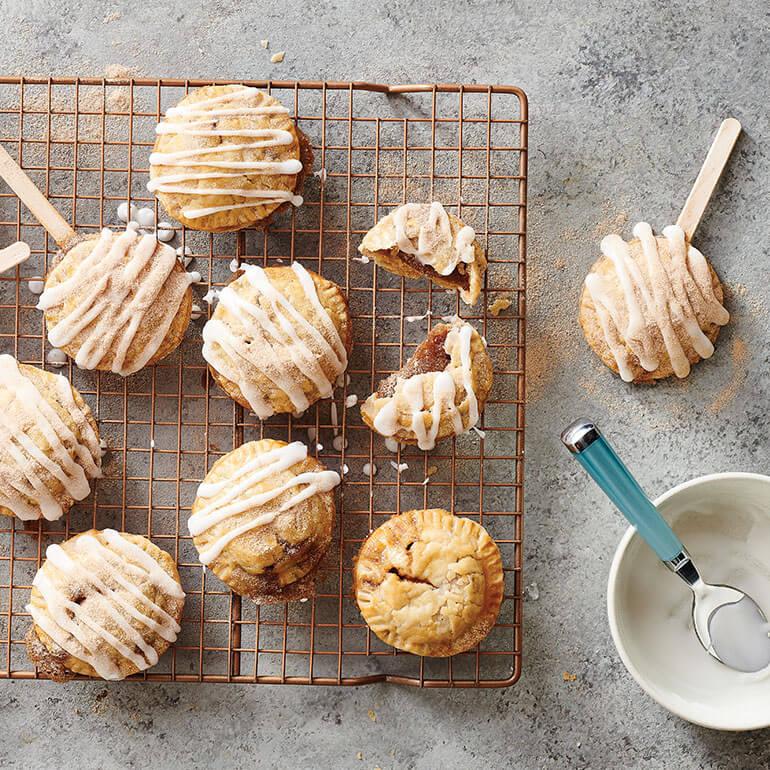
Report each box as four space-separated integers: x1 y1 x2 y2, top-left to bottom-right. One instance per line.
554 258 567 270
271 52 285 63
356 752 363 761
102 11 122 23
367 709 377 722
426 465 438 477
562 671 577 682
708 337 749 414
488 295 512 317
261 39 269 49
104 63 135 80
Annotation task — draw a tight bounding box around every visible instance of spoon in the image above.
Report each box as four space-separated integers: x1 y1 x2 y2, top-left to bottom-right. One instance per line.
561 418 770 673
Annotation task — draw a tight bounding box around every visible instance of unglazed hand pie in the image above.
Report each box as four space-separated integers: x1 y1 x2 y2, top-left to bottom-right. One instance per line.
361 320 493 449
148 84 313 232
25 529 184 681
0 355 101 522
354 508 504 657
37 228 194 376
359 202 487 305
580 222 729 382
189 439 339 603
202 262 352 418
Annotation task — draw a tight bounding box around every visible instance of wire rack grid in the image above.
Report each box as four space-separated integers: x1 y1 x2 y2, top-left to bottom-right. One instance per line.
0 77 527 687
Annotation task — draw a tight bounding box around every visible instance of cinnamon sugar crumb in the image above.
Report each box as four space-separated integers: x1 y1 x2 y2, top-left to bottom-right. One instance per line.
367 709 377 722
562 671 577 682
488 295 512 317
708 337 748 414
270 52 285 63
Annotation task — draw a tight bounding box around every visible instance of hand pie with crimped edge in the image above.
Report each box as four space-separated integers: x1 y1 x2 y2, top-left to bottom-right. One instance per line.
359 202 487 305
360 319 493 450
354 508 504 657
25 529 185 682
580 221 729 382
149 84 313 233
37 228 194 376
202 262 352 419
0 354 101 522
189 439 340 603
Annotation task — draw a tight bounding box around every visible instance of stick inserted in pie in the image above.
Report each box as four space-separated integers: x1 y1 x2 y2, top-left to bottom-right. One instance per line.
0 354 101 522
354 508 504 657
148 84 313 232
202 262 352 419
360 319 493 449
25 529 185 681
189 439 339 603
580 222 729 382
358 202 487 305
36 228 194 375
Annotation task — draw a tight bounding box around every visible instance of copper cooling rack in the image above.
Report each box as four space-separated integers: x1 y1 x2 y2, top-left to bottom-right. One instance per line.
0 77 527 687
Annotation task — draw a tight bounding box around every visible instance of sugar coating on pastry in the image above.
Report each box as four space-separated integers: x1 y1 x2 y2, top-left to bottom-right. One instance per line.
148 84 312 232
359 202 487 305
0 355 101 521
202 263 352 418
189 439 339 602
354 508 504 657
37 228 194 376
25 529 185 681
580 222 729 382
361 320 493 450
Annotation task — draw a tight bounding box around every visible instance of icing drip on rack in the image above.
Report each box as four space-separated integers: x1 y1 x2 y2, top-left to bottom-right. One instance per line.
0 355 101 521
37 228 194 376
371 322 480 450
148 85 303 220
585 222 730 382
390 202 476 276
189 441 340 565
26 529 184 680
202 262 348 419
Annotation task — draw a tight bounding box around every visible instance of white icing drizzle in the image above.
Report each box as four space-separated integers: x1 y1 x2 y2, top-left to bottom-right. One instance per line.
189 441 340 565
37 228 193 376
26 530 183 680
370 322 479 450
391 202 476 276
585 222 730 382
148 85 303 220
202 262 348 419
0 355 101 521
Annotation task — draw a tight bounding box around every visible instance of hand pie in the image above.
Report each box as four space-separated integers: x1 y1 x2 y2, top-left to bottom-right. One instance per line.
25 529 184 681
354 508 504 657
361 319 493 449
202 262 352 419
189 439 339 603
359 202 487 305
149 84 313 232
37 228 194 375
0 354 101 522
580 222 729 382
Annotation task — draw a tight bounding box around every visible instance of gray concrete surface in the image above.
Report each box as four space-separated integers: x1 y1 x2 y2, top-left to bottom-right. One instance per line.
2 0 770 768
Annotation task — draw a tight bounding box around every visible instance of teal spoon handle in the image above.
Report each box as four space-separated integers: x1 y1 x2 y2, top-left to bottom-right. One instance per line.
561 419 683 562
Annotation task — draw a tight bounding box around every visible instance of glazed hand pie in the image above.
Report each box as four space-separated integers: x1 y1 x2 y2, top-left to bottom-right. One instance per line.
580 222 729 382
202 262 352 418
189 439 339 603
354 508 504 657
359 202 487 305
25 529 185 681
37 228 194 375
148 84 313 232
361 319 493 449
0 355 101 521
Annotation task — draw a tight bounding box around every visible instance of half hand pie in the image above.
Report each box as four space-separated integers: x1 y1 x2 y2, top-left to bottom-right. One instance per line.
0 354 101 522
580 221 729 382
37 228 194 376
26 529 184 681
361 319 493 450
189 439 339 603
354 508 504 657
202 263 352 419
149 84 313 232
359 202 487 305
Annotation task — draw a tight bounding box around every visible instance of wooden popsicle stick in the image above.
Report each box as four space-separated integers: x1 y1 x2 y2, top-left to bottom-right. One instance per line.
0 144 76 248
0 241 30 274
677 117 742 241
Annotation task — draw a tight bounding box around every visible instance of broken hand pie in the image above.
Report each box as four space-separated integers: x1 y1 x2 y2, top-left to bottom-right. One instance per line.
361 319 493 450
359 202 487 305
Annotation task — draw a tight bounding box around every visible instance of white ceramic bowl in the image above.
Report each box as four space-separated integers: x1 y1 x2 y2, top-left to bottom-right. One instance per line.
607 472 770 731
